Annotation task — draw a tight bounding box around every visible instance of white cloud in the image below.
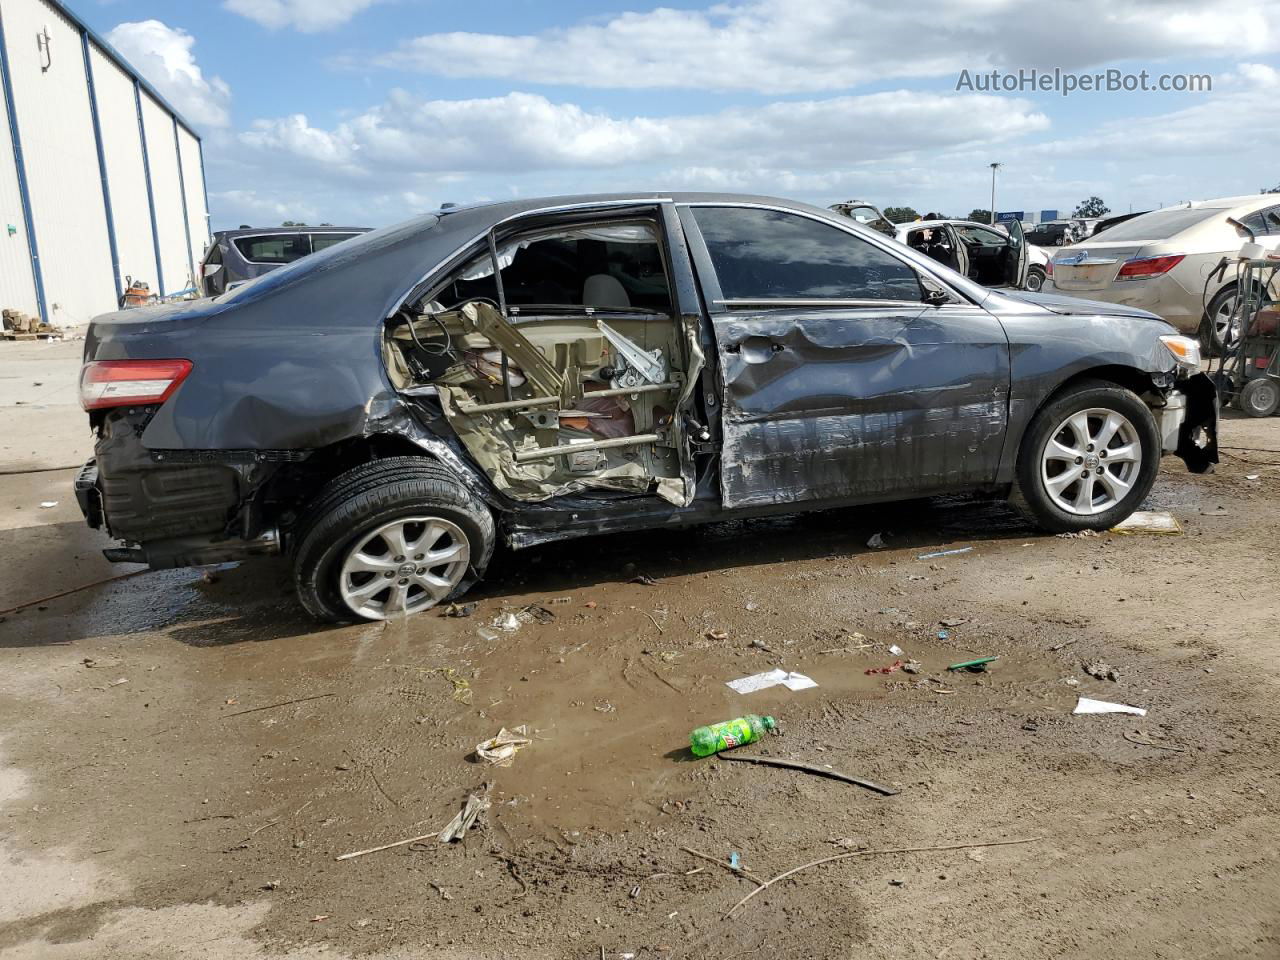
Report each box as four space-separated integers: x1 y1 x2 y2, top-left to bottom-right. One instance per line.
373 0 1279 93
238 89 1048 177
209 189 321 226
106 21 231 129
223 0 384 32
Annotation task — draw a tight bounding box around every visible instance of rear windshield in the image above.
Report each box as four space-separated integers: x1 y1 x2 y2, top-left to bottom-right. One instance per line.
1091 207 1224 242
234 234 308 264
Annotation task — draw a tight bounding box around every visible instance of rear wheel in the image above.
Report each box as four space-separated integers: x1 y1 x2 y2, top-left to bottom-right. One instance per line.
1025 265 1046 292
292 461 494 622
1014 381 1161 533
1239 377 1280 418
1202 285 1267 355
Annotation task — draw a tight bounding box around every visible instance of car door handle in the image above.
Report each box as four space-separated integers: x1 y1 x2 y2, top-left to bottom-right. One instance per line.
728 336 785 363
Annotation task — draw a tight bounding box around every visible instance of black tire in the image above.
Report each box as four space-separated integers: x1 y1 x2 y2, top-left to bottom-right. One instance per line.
1013 380 1161 533
1025 265 1046 293
1201 285 1268 356
292 466 494 623
1239 378 1280 418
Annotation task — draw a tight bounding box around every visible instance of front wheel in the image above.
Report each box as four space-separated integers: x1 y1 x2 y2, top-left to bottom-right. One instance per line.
1025 265 1046 293
1014 381 1161 533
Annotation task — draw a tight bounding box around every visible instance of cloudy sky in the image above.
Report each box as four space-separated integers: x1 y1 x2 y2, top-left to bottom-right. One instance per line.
81 0 1280 230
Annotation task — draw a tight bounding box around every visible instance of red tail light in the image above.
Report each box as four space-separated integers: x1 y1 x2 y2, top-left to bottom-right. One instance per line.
1045 259 1053 276
80 359 193 411
1117 254 1185 279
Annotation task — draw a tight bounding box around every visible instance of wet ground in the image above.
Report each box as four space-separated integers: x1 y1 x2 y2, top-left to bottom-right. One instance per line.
1 342 1279 958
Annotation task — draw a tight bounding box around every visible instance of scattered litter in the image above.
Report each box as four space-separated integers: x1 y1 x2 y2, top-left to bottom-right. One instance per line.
689 714 776 756
917 546 971 560
493 612 521 633
584 601 598 609
1111 511 1181 536
1245 474 1260 481
1122 730 1186 752
867 533 885 549
476 628 500 642
522 604 556 624
748 638 774 653
311 915 330 923
442 602 476 618
109 677 128 686
548 596 573 605
336 830 440 861
937 630 950 641
864 660 903 676
1082 661 1119 682
726 669 817 694
475 726 532 766
630 574 658 586
720 753 899 796
940 618 968 628
706 630 728 641
1200 506 1229 517
888 644 904 656
436 668 473 704
39 501 57 509
901 660 922 674
728 852 740 870
1073 697 1146 717
744 600 759 611
947 656 998 673
438 787 491 843
1056 529 1099 539
1049 639 1078 651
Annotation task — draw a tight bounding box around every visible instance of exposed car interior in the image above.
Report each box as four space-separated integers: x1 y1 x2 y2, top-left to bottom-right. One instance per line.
383 217 701 506
907 224 1020 287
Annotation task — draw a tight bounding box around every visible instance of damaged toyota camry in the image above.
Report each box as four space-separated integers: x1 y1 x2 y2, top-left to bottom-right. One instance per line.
74 194 1219 622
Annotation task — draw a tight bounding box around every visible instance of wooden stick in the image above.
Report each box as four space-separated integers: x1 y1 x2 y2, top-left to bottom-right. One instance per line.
725 836 1044 917
336 831 439 861
0 569 149 617
680 846 766 887
720 753 899 796
221 693 335 719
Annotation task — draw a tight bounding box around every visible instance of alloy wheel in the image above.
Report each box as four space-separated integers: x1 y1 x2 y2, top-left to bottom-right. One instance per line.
1039 408 1143 516
339 516 470 619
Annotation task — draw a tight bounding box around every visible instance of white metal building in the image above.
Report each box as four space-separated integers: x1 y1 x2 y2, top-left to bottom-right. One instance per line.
0 0 208 327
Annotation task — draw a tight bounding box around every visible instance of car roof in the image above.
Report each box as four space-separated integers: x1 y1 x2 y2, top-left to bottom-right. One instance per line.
215 226 372 239
901 219 999 230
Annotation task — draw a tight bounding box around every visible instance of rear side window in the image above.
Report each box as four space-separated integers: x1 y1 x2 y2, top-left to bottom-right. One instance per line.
233 234 309 264
692 207 921 301
310 233 359 252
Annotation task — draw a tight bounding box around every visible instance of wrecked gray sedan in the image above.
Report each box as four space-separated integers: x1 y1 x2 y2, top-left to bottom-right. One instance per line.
74 193 1218 621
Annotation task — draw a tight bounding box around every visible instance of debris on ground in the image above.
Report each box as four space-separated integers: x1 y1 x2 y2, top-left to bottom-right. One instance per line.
947 656 998 673
901 659 922 674
548 596 573 605
720 752 899 796
39 501 57 508
493 612 521 633
442 602 477 618
1111 511 1182 536
1122 730 1187 752
888 644 904 656
725 669 817 694
706 629 728 641
1082 660 1120 682
940 618 969 628
1073 697 1147 717
1245 474 1260 481
438 786 491 842
867 533 885 549
748 638 774 653
917 546 972 560
937 630 950 640
689 714 776 757
1200 506 1229 517
522 603 556 624
475 726 532 766
336 830 441 861
629 574 658 586
1056 529 1099 539
436 668 473 704
865 660 903 676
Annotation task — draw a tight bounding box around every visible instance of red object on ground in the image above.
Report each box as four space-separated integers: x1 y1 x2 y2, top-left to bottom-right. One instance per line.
865 660 904 676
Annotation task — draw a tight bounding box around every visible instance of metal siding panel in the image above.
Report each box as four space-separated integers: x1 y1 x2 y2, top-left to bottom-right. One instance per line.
0 25 37 315
140 92 188 296
90 46 155 294
176 127 208 267
3 0 114 325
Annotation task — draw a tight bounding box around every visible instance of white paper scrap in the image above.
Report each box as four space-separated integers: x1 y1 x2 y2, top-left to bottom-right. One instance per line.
1073 697 1147 717
726 669 817 694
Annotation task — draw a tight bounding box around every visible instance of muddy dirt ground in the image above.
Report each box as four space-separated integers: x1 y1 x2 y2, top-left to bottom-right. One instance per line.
1 341 1279 959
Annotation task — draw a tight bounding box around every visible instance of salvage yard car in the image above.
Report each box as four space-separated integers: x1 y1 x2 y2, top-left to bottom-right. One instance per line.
897 218 1052 292
199 226 371 297
1046 194 1280 353
75 193 1218 622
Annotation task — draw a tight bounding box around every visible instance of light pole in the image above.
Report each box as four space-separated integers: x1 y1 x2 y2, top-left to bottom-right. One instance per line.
989 162 1001 225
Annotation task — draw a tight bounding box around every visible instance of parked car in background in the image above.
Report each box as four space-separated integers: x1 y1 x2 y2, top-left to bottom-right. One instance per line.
1026 221 1074 247
827 200 897 235
1092 211 1148 237
76 192 1216 621
896 219 1049 291
200 226 371 297
1046 195 1280 352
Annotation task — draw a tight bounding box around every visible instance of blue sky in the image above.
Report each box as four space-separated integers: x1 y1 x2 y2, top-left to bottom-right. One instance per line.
82 0 1279 230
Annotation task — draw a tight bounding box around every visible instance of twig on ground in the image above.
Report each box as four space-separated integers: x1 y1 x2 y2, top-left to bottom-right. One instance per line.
220 693 335 719
719 753 899 796
681 846 766 887
725 836 1044 917
1122 731 1187 752
336 832 440 861
645 612 665 635
502 856 529 898
0 569 150 617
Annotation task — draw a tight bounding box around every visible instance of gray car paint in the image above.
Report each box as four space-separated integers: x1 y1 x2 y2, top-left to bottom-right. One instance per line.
79 192 1217 559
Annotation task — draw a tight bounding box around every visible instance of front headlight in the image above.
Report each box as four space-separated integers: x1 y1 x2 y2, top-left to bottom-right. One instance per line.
1159 335 1201 375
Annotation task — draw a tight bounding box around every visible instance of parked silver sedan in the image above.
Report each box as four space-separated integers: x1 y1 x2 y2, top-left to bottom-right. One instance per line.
1046 194 1280 352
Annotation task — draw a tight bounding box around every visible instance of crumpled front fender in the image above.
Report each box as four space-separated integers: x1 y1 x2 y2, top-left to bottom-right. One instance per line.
1174 373 1218 474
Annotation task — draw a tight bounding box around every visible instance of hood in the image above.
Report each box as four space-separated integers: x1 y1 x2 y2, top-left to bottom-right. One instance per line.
1000 289 1165 322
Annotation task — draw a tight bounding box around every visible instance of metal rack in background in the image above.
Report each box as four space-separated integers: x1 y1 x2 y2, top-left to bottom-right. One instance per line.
1211 257 1280 418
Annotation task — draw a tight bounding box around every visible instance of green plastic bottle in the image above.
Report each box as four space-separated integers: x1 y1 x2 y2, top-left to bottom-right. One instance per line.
689 715 776 757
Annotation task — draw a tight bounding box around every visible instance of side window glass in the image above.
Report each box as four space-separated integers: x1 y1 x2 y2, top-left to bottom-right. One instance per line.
311 233 359 253
436 221 671 313
1241 212 1267 237
1261 206 1280 236
233 234 309 265
692 207 921 302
